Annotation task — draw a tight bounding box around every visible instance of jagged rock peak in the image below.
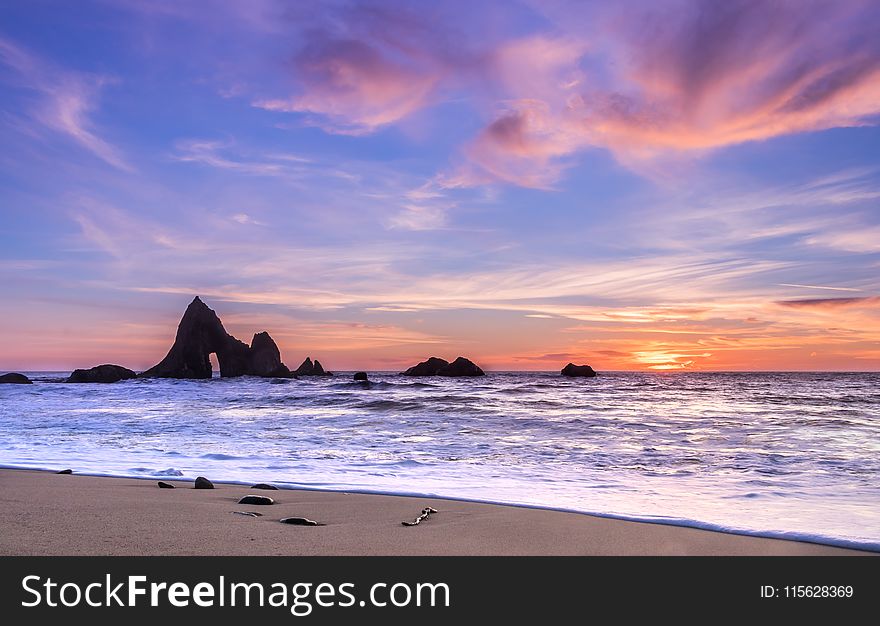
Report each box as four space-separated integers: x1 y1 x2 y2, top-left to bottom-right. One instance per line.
141 297 292 379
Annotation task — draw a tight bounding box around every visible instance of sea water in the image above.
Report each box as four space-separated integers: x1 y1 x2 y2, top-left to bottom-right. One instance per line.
1 371 878 550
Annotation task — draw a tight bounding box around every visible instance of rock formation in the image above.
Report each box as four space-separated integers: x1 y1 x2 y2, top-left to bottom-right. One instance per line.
67 364 137 383
402 357 449 376
249 332 292 378
353 371 368 381
294 357 332 376
402 356 485 377
0 372 32 384
140 297 293 379
561 363 597 377
437 357 485 377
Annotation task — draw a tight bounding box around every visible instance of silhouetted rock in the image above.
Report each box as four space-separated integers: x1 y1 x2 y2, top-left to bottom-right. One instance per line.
251 483 278 490
561 363 597 378
67 364 137 383
194 476 214 489
437 357 485 377
0 372 31 384
157 481 175 489
402 357 449 376
140 297 293 379
294 356 332 376
238 495 274 505
353 372 368 381
249 332 293 378
56 469 73 475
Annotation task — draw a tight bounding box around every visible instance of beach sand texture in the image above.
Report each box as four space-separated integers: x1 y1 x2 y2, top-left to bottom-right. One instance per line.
0 470 870 556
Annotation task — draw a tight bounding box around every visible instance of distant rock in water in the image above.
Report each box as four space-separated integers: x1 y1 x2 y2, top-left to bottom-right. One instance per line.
437 357 485 377
0 372 31 384
561 363 597 378
194 476 214 489
294 356 332 376
157 481 175 489
249 332 293 378
402 356 484 377
140 297 293 379
353 371 368 381
67 364 136 383
251 483 278 490
402 357 449 376
56 469 73 474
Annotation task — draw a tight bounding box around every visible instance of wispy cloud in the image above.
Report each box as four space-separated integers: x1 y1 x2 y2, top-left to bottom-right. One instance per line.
0 37 132 171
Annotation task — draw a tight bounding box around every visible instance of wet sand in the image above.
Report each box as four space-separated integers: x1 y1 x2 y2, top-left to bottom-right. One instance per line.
0 469 871 556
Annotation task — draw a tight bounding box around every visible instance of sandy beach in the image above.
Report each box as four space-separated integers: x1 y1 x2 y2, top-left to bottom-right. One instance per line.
0 469 870 556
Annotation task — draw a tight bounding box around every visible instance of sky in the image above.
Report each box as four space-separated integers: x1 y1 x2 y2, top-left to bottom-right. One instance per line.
1 0 879 372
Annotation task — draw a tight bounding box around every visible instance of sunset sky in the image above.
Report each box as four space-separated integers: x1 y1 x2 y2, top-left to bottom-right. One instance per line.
1 0 879 372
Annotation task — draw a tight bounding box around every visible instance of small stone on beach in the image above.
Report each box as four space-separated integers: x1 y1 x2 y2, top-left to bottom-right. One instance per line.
238 495 274 505
280 517 321 526
233 511 263 517
194 476 214 489
251 483 278 490
56 469 73 475
157 481 175 489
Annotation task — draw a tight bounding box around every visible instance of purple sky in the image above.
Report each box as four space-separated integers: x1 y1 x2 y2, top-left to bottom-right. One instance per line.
1 0 879 371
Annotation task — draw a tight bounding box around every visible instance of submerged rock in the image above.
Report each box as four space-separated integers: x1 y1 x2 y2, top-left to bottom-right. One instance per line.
437 357 485 377
157 481 175 489
194 476 214 489
67 364 137 383
353 371 368 381
560 363 597 378
238 495 274 505
56 469 73 475
0 372 31 384
251 483 278 490
402 357 449 376
140 297 293 379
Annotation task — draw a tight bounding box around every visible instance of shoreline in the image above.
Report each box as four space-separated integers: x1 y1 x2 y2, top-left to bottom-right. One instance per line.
0 468 873 556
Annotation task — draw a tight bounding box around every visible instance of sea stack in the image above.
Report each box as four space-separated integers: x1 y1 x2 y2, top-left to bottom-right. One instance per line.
0 372 32 384
140 297 293 379
67 364 137 383
402 356 485 377
294 357 332 376
561 363 597 378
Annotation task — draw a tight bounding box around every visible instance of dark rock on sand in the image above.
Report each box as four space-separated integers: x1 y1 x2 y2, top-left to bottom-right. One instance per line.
67 364 137 383
238 495 274 505
402 357 449 376
140 296 293 379
56 469 73 475
157 481 175 489
437 357 484 377
0 372 32 384
353 371 368 381
194 476 214 489
294 357 332 376
561 363 597 378
280 517 321 526
251 483 278 490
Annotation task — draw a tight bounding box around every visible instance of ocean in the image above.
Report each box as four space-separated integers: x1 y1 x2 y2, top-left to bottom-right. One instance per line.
1 371 878 551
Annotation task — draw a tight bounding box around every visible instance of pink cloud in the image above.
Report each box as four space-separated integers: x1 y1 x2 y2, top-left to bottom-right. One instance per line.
255 37 441 135
451 0 880 186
